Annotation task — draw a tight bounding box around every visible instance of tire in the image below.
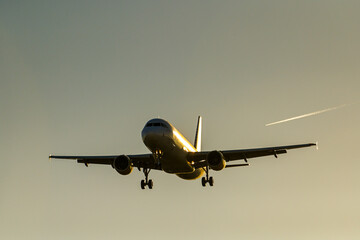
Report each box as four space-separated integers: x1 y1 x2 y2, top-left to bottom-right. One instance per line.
141 180 146 189
201 177 206 187
209 176 214 186
148 179 153 189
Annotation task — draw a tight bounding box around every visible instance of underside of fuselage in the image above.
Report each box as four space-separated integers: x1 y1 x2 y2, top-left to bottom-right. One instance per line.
176 168 204 180
141 118 204 180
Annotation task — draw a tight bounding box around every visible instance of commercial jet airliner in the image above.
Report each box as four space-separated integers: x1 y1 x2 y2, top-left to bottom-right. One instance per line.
50 116 316 189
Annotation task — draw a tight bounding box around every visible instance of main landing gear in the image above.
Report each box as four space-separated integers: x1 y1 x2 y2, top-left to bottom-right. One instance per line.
201 167 214 187
140 149 162 189
140 168 153 189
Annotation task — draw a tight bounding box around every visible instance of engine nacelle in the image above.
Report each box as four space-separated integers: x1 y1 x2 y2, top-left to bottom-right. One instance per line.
113 155 133 175
207 150 226 171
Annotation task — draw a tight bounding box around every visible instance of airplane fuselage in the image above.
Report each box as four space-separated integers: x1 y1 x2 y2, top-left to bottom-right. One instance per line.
141 118 204 180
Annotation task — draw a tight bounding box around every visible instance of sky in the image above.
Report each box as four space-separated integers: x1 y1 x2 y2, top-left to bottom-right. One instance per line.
1 1 359 239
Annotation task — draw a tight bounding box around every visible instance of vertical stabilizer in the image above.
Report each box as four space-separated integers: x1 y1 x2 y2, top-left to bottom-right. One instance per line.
194 116 202 152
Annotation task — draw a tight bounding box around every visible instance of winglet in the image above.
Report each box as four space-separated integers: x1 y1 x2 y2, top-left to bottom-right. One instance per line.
194 116 202 152
315 141 319 150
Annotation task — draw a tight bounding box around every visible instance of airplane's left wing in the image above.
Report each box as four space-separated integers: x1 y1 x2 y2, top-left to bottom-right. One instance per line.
49 153 161 170
187 143 316 168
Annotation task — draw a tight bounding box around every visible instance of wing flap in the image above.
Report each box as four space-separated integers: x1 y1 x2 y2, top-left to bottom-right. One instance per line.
222 149 287 161
226 163 249 168
77 158 113 165
50 155 117 165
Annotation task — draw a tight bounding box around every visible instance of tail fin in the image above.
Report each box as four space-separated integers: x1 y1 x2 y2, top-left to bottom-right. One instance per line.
194 116 202 152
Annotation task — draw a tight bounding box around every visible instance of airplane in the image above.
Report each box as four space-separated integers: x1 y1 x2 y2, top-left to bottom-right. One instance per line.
49 116 316 189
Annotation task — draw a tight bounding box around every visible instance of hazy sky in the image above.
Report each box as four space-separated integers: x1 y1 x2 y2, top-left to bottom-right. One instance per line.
1 1 359 239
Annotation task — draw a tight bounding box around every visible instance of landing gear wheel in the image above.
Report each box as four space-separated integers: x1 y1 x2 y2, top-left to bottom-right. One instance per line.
201 167 215 187
140 168 154 190
148 179 153 189
141 180 146 189
201 177 206 187
209 176 214 186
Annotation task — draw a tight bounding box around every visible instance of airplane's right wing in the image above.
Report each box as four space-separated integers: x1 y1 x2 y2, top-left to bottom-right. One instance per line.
49 153 161 170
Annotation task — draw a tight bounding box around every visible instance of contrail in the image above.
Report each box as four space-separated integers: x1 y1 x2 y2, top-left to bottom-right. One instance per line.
266 104 348 126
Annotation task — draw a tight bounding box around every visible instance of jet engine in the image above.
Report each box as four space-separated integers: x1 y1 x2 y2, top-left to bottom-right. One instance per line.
113 155 133 175
207 150 226 171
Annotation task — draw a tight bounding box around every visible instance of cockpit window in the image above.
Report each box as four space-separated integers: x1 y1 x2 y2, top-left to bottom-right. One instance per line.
145 122 169 128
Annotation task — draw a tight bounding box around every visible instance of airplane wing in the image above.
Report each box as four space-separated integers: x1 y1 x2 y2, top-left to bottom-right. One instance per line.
187 143 316 168
49 153 161 170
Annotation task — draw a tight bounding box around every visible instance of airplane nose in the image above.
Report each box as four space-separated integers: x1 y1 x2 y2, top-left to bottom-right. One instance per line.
141 127 172 145
142 129 161 142
141 129 164 151
141 128 148 142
